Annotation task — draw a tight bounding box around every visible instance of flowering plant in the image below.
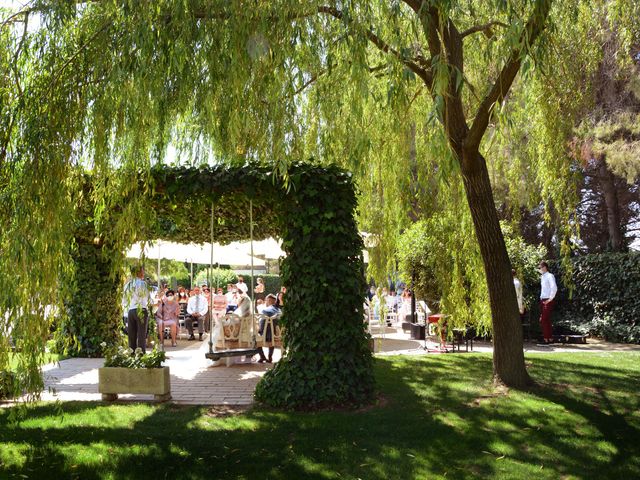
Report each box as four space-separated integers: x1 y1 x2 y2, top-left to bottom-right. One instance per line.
101 342 166 369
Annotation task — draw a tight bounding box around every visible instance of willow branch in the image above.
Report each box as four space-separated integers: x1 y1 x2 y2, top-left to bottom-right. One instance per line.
465 0 553 154
318 5 432 85
0 8 31 30
10 12 29 98
49 20 112 94
461 20 508 38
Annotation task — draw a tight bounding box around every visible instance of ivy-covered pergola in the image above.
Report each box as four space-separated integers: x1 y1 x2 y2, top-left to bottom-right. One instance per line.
58 163 374 409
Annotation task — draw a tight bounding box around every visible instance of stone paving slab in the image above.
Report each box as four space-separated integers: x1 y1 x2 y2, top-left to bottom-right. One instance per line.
37 335 279 406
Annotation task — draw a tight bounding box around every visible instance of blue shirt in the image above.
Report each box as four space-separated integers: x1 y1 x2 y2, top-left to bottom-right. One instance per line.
262 305 281 317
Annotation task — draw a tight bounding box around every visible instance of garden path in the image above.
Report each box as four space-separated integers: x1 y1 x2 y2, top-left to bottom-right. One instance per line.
36 335 280 405
372 328 640 355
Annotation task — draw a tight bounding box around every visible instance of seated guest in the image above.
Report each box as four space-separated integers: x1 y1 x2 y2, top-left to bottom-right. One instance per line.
233 291 252 318
211 287 228 321
177 286 189 316
186 286 208 341
256 298 266 314
274 286 286 308
156 289 181 347
225 283 238 312
258 294 281 363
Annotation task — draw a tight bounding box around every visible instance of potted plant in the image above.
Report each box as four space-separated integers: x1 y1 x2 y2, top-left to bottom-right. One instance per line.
98 343 171 402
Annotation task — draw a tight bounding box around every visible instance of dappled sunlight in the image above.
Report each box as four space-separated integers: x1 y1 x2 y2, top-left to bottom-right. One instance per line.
14 404 157 430
0 443 28 470
239 370 266 380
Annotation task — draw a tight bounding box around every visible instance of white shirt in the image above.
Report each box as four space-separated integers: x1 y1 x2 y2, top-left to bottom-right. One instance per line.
226 291 237 305
540 271 557 301
236 281 248 294
386 295 398 310
122 278 152 311
513 278 524 314
187 294 208 316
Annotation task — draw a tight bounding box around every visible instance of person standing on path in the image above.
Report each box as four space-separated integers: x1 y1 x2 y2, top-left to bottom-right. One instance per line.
538 261 557 345
122 266 152 353
257 294 281 363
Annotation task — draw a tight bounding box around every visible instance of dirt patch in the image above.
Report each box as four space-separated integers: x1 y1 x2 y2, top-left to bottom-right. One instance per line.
204 405 251 418
468 385 510 407
354 393 389 412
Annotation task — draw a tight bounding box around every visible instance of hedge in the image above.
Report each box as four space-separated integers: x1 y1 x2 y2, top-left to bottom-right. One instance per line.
552 252 640 343
53 240 123 357
194 268 282 295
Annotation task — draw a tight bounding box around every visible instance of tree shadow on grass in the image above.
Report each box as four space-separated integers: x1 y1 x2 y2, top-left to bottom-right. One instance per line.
0 354 638 479
523 355 640 478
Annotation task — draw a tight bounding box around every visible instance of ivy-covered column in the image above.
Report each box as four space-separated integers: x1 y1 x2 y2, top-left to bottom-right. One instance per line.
255 166 374 408
54 234 123 357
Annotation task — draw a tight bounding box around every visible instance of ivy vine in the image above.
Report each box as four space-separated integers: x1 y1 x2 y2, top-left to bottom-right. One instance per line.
62 162 374 409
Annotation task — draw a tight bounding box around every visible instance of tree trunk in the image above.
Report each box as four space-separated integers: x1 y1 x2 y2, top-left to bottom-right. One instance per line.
461 151 531 387
598 160 624 251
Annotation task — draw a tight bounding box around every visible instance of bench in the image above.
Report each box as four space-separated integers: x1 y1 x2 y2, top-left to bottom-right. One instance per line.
206 313 284 365
554 334 588 344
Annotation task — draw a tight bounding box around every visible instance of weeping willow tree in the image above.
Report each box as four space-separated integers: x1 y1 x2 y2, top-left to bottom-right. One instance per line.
1 0 638 397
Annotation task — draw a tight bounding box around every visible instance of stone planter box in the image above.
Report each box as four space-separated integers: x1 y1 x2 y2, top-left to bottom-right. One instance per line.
98 366 171 402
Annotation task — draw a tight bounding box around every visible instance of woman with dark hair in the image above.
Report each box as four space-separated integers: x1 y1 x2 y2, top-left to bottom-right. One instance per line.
274 286 286 309
177 286 189 314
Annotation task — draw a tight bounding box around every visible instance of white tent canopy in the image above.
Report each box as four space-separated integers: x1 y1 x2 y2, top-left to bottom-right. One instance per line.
230 237 370 263
126 240 266 267
226 238 285 260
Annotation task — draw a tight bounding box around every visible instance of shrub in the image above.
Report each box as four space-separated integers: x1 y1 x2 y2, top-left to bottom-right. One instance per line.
102 342 166 368
195 267 237 289
195 268 281 294
553 252 640 343
0 371 16 399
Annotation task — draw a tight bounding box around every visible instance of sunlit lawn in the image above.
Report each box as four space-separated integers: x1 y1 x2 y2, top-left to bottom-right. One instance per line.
1 352 639 479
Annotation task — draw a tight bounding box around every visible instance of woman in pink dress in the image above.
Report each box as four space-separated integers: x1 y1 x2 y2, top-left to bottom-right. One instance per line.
156 290 181 347
212 287 228 321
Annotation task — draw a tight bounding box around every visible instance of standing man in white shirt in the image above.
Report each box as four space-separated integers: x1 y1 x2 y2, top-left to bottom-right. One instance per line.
235 275 249 295
538 261 558 345
186 286 208 341
122 266 152 353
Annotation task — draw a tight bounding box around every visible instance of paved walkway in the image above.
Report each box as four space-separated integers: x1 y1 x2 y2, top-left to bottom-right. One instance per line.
371 327 640 355
38 335 280 406
25 328 640 407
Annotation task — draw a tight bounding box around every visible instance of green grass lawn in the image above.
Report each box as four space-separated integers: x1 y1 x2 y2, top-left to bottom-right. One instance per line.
1 352 639 479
